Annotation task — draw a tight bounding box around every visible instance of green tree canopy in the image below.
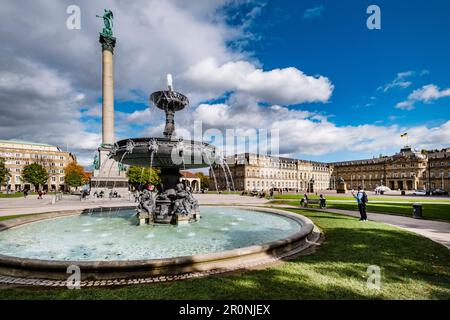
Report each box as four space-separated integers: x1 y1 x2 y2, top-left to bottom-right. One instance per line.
22 163 48 189
126 166 160 189
0 158 10 186
196 172 209 190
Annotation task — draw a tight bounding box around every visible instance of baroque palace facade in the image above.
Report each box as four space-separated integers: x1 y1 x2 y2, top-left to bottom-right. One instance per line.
210 153 332 192
331 147 450 191
0 140 76 192
209 147 450 192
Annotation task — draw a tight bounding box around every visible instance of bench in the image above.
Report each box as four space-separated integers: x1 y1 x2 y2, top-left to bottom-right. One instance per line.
301 198 326 208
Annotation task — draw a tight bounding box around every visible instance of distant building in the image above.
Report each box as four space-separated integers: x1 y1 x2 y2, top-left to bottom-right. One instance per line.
0 139 76 192
209 153 332 192
180 171 201 192
331 147 450 192
427 148 450 191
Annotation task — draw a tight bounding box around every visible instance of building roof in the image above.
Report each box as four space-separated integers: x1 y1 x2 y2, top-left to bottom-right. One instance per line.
181 171 198 178
0 139 56 148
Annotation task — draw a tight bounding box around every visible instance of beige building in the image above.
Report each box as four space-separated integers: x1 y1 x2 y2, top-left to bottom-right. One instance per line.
210 153 332 192
332 147 450 192
0 140 76 192
427 149 450 191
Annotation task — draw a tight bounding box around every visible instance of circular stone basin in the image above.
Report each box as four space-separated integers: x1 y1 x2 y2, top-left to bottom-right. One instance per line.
0 207 315 281
0 208 300 261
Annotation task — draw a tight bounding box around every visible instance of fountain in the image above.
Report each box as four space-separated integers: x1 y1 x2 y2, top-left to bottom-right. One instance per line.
111 75 216 225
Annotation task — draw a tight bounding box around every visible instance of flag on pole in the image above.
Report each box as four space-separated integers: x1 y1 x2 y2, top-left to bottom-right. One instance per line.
400 133 408 138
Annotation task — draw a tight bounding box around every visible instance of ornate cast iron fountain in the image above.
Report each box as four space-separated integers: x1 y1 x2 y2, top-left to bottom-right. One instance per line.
111 75 216 225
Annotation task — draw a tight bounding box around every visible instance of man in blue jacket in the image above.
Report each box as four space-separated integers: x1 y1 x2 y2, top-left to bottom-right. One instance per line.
352 187 368 221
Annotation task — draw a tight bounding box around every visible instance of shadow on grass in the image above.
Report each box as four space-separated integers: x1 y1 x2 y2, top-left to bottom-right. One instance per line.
0 208 449 300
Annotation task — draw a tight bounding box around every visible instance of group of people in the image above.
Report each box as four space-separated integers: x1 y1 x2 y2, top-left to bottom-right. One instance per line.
300 194 327 208
297 187 368 222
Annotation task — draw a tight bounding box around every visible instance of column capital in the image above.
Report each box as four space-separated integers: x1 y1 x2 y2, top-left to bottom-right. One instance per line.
99 33 116 54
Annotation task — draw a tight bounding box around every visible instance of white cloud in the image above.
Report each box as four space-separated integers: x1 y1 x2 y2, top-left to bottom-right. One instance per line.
182 97 450 157
183 58 334 105
378 71 414 92
396 84 450 110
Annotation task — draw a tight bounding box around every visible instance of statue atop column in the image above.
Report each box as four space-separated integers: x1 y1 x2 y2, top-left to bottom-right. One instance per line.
97 9 116 53
97 9 114 37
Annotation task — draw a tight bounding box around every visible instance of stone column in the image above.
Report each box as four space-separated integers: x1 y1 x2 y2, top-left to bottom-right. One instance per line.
99 34 116 147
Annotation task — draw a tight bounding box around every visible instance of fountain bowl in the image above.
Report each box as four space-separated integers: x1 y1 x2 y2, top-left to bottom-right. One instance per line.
112 137 216 169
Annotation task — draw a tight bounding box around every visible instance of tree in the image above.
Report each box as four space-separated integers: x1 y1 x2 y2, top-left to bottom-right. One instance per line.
196 172 209 190
64 162 88 189
0 158 10 187
22 163 48 190
127 166 160 189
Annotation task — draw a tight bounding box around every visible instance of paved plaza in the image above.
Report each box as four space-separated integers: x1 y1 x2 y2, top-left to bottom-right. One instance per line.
1 193 449 249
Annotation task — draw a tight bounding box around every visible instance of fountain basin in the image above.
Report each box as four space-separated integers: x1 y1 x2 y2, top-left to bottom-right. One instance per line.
0 207 317 281
112 137 216 169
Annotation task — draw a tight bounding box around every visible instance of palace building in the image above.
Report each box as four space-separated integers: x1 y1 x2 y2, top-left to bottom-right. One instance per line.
209 147 450 193
209 153 332 192
427 148 450 191
0 139 76 192
331 147 450 192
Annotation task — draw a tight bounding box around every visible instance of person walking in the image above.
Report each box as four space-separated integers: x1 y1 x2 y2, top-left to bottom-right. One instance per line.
23 189 28 198
37 190 43 200
352 187 368 221
269 188 274 200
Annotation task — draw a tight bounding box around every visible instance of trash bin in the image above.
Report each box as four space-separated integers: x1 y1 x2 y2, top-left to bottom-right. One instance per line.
401 190 406 196
412 203 423 219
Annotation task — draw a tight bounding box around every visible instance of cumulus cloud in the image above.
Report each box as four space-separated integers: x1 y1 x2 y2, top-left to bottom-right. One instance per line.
396 84 450 110
183 58 334 105
177 96 450 157
0 0 257 166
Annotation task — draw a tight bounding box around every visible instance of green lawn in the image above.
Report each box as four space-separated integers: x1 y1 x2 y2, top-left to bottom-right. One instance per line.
0 192 38 198
269 200 450 222
273 194 450 203
0 208 449 300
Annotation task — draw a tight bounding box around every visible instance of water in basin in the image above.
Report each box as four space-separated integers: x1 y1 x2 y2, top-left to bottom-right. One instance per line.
0 207 302 261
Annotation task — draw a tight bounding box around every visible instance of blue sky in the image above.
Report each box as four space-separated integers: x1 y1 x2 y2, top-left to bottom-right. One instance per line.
0 0 449 165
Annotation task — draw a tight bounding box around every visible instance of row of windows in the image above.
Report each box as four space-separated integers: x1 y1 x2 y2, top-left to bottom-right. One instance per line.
10 176 65 183
0 152 65 161
4 160 65 167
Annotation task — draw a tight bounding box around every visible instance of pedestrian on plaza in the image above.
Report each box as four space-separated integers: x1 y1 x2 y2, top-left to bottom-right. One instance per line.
23 189 28 198
352 187 368 221
37 190 43 200
269 188 274 199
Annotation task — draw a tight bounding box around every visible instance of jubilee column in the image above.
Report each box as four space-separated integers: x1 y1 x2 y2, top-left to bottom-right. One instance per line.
98 9 116 148
91 9 128 195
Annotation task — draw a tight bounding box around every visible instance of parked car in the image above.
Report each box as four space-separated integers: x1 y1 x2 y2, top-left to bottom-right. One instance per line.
430 188 448 196
412 189 427 196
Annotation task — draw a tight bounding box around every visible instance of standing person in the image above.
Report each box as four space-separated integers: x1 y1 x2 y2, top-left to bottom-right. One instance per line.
319 194 326 208
269 188 274 200
37 190 43 200
352 187 368 221
23 189 28 198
